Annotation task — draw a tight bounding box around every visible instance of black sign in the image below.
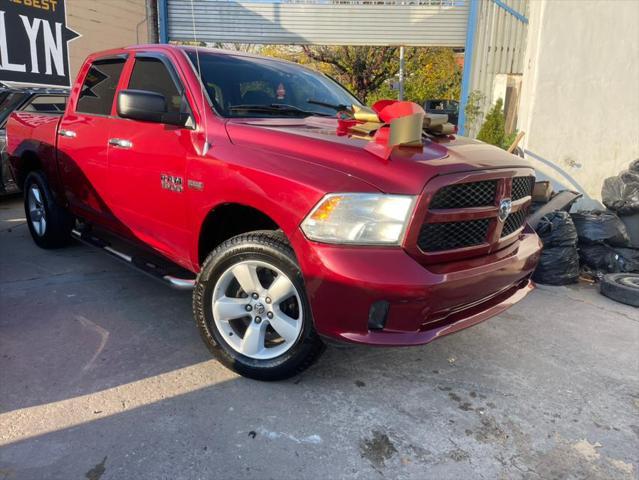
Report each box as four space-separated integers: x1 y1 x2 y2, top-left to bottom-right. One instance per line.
0 0 79 86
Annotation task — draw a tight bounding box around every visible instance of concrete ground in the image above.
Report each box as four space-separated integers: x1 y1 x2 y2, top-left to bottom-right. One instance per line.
0 195 637 480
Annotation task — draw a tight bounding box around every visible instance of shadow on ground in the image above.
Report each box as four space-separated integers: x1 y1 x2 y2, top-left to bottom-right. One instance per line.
1 196 637 480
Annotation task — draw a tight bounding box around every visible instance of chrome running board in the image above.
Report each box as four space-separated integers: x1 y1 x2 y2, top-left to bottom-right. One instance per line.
71 229 196 290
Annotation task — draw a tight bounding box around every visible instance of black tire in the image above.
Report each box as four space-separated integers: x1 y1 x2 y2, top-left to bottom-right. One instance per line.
599 273 639 307
193 230 325 381
23 171 74 249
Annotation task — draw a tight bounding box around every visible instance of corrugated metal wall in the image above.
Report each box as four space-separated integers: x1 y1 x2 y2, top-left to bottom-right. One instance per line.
166 0 469 46
465 0 529 136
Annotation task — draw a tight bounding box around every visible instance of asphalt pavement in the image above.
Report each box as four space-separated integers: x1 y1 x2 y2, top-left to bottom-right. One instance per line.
1 194 637 480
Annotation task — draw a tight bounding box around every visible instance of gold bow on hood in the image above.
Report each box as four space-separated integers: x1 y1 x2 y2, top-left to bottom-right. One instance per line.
338 100 455 159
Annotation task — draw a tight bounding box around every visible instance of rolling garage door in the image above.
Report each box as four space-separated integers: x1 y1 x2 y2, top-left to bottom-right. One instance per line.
164 0 470 47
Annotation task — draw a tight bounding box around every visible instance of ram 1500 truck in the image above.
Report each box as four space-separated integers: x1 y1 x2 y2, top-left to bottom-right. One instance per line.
7 45 541 380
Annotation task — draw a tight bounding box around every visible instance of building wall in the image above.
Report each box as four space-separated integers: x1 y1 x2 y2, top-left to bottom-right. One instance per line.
464 0 529 137
66 0 152 79
517 0 639 203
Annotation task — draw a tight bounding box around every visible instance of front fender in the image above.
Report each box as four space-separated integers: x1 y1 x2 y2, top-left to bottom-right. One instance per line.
186 143 379 269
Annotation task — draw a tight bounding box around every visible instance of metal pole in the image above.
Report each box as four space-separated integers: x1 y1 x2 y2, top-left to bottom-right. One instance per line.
147 0 159 43
458 0 480 135
398 46 405 101
158 0 168 43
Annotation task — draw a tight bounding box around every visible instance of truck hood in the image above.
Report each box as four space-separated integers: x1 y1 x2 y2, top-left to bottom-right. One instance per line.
225 117 532 194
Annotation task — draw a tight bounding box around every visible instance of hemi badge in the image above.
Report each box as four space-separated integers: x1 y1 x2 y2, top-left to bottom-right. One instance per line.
187 179 204 191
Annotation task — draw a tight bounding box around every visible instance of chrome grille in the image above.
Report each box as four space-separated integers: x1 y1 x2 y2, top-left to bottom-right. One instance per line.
511 176 534 200
418 218 490 252
429 180 497 209
501 208 528 237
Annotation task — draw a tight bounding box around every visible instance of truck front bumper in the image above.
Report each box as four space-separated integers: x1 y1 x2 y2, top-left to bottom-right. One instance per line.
291 226 541 346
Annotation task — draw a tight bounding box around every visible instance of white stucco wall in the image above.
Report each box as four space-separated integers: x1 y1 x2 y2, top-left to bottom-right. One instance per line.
517 0 639 205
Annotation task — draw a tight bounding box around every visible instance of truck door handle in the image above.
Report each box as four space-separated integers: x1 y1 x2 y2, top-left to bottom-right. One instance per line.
58 129 76 138
108 138 133 149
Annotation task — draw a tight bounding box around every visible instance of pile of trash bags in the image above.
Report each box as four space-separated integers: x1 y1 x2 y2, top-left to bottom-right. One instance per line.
571 211 639 275
571 210 630 247
601 159 639 216
601 159 639 248
532 208 638 285
532 211 580 285
531 160 639 285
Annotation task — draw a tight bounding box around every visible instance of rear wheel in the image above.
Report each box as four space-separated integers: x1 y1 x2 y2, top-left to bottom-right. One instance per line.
193 231 325 380
23 171 74 249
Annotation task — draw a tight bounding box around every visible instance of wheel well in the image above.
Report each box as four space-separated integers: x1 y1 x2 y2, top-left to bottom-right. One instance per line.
198 204 280 264
16 151 43 188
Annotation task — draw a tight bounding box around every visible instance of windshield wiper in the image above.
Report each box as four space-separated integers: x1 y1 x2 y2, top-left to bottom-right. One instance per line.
307 99 351 112
229 104 332 117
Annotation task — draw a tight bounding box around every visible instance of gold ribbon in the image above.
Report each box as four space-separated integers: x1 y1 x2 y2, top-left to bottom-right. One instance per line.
348 104 454 145
338 101 455 159
423 113 456 135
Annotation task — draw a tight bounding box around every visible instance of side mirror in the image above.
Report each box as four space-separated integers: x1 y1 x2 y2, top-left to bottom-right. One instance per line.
117 89 166 122
117 89 191 128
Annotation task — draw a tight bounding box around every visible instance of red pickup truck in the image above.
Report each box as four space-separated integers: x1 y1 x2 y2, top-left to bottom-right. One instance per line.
7 44 541 380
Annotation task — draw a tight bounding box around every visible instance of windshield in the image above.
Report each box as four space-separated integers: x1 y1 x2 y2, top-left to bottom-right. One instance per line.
186 51 361 118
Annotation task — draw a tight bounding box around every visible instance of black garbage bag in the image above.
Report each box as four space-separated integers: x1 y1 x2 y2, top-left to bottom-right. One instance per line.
570 211 631 247
601 164 639 215
532 246 580 285
620 169 639 184
535 211 578 247
579 245 639 274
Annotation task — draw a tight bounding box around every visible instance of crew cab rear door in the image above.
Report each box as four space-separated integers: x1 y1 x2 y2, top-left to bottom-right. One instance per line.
57 56 127 228
106 52 194 265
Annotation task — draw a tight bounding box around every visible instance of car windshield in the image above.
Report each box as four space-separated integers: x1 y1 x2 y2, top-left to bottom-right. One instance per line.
186 51 361 118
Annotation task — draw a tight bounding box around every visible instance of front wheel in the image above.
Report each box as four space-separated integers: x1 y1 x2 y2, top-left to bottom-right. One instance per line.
193 231 325 381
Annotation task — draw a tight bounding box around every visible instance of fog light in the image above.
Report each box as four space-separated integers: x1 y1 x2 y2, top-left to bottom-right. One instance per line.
368 300 390 330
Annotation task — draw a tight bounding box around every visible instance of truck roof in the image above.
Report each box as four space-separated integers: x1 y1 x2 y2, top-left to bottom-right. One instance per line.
83 43 307 70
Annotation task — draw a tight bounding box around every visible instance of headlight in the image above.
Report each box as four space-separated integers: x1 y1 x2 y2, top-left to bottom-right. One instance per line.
301 193 416 245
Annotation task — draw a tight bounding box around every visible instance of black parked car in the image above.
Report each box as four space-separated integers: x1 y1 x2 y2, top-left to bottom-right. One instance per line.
423 99 459 126
1 84 68 194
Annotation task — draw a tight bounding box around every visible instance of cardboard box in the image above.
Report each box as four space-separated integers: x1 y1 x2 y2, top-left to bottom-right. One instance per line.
532 181 553 203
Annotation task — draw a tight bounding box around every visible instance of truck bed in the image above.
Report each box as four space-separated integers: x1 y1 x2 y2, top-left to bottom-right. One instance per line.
6 112 62 189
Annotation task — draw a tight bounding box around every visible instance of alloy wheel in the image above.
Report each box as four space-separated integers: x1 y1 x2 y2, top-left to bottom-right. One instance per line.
28 184 46 237
212 260 304 360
